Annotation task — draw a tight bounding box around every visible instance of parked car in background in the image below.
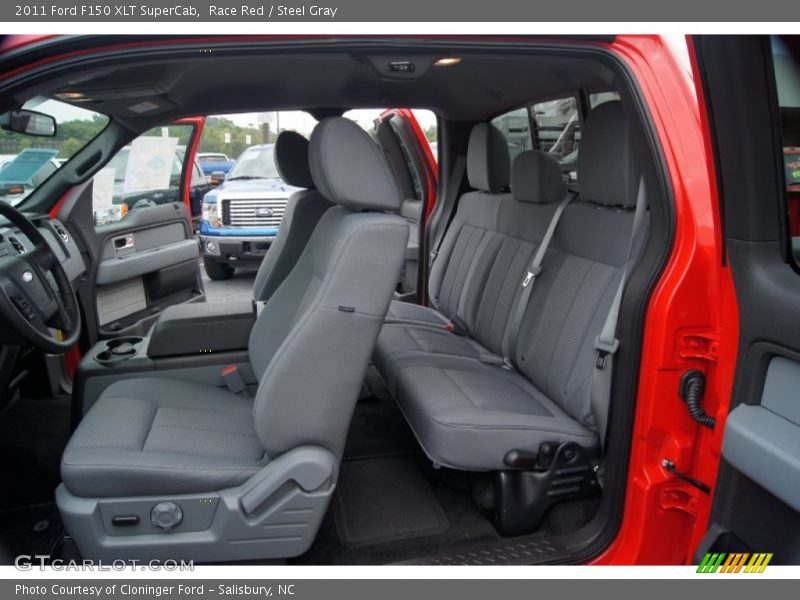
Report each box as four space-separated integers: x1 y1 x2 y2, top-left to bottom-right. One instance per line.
197 151 234 186
94 145 213 225
0 148 60 205
199 143 301 280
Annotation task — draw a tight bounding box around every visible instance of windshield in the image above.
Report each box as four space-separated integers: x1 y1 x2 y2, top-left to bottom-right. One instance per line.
198 154 228 163
227 146 280 180
0 98 108 206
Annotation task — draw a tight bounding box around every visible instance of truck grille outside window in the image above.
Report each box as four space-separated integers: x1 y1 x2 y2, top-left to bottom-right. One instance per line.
221 198 287 228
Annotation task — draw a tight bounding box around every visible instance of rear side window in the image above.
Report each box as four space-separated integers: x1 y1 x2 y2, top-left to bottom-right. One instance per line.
771 36 800 266
492 96 581 182
491 108 533 161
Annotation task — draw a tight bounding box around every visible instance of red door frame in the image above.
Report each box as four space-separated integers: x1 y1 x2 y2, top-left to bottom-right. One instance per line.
2 34 737 565
379 107 440 220
591 35 739 564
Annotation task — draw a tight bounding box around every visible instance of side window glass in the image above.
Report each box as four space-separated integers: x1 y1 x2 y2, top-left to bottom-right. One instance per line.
92 124 193 226
493 98 581 183
491 107 533 161
771 36 800 266
589 91 621 109
531 97 580 184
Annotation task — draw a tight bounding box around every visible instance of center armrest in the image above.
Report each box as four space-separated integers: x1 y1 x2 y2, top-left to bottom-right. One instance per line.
147 300 257 358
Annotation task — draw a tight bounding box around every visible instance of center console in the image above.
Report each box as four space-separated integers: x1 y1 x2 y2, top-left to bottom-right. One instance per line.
73 300 259 424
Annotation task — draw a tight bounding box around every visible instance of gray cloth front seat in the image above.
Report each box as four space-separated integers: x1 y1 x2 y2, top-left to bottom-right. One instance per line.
60 117 409 498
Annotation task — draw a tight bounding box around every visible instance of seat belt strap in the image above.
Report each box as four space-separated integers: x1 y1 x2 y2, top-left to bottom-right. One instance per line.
500 191 576 367
590 177 648 449
429 156 466 266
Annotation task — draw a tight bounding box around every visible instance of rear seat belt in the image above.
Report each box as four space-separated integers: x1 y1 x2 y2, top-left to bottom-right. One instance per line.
429 156 466 267
496 191 577 368
590 176 648 450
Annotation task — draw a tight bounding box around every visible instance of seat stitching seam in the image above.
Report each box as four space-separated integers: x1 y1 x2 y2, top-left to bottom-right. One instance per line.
146 424 258 438
439 368 480 410
103 395 250 414
562 263 617 401
448 226 479 314
543 257 592 393
140 405 159 452
428 413 596 436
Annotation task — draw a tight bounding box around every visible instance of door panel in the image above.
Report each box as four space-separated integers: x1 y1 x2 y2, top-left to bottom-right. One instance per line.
61 119 206 340
723 356 800 512
692 35 800 563
92 201 201 336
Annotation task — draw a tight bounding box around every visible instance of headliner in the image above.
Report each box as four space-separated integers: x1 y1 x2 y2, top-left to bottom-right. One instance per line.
9 40 619 125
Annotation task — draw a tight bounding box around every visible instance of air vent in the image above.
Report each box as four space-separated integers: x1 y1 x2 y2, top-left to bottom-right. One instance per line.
7 236 25 255
52 222 69 244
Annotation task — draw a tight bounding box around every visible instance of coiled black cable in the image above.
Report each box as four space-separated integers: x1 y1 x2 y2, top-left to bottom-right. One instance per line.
680 370 715 429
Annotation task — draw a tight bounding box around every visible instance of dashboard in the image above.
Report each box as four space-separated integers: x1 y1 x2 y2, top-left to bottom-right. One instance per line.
0 215 87 284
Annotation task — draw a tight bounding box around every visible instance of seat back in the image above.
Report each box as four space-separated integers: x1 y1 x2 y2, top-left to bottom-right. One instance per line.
248 117 409 460
427 123 511 322
514 101 645 428
252 130 333 302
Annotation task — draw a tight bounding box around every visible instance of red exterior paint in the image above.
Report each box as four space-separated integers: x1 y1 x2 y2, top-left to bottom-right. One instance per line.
174 115 207 216
590 35 739 565
380 107 439 221
1 34 741 565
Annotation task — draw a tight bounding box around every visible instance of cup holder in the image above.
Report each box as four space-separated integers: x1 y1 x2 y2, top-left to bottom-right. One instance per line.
95 336 144 365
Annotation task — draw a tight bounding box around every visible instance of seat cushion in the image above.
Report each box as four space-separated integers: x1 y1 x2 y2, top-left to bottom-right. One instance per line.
391 356 598 471
373 323 481 387
61 378 267 498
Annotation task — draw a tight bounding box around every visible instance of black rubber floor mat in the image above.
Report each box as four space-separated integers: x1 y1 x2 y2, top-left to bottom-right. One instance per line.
0 504 64 564
399 535 572 565
333 456 450 548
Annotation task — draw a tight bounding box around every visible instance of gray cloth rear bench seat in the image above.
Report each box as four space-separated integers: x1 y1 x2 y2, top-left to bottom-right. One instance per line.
374 101 646 471
374 145 566 380
384 122 512 328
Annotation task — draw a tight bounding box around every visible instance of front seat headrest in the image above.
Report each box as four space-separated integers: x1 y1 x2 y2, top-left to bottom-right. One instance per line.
274 130 314 189
510 150 567 204
309 117 403 212
467 123 510 193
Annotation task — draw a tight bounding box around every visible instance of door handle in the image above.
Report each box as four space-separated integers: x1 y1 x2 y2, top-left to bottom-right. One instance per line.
112 234 135 256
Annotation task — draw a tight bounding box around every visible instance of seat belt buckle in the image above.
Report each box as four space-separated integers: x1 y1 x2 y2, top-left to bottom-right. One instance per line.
221 365 246 394
522 266 542 288
446 316 469 336
594 336 620 369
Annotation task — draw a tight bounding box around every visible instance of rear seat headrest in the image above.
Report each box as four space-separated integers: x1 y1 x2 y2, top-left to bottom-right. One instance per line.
274 130 314 189
467 123 510 193
309 117 403 212
510 150 567 204
577 101 638 208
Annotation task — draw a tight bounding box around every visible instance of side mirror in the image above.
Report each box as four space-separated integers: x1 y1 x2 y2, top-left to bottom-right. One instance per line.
0 109 57 137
